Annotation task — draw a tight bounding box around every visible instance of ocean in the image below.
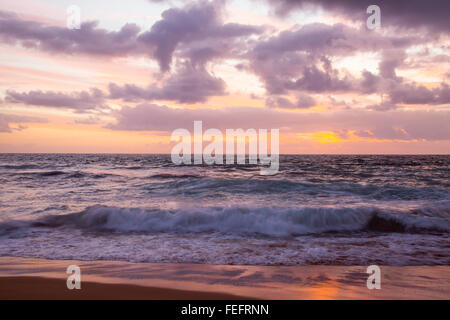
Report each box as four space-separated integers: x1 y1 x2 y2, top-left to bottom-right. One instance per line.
0 154 449 266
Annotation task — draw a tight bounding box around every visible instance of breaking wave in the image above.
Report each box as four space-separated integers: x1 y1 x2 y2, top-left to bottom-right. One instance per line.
2 204 448 237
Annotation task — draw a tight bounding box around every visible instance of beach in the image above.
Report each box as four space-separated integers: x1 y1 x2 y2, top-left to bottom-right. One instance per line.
0 257 449 300
0 276 250 300
0 155 449 300
2 0 450 304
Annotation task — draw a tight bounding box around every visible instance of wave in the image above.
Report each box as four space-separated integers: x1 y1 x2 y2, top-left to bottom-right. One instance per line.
149 173 203 179
7 170 121 179
2 204 447 237
0 164 40 170
39 170 66 177
114 166 146 170
141 176 449 200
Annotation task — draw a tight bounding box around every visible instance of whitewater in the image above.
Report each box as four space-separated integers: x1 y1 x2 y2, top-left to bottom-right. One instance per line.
0 154 448 265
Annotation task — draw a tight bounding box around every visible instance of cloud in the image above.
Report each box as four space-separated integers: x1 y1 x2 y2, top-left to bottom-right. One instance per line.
0 11 142 56
364 80 450 110
106 103 450 141
73 116 101 125
286 62 354 93
264 0 450 33
379 49 406 79
5 88 106 112
359 70 381 94
7 64 227 108
247 21 448 109
266 94 316 109
109 63 226 103
1 0 448 135
388 82 450 105
0 2 262 72
252 22 410 58
366 102 398 111
138 0 263 71
0 113 47 132
106 103 300 132
248 23 418 95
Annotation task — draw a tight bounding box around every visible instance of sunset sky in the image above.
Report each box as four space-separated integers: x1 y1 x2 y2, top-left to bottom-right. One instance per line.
0 0 449 153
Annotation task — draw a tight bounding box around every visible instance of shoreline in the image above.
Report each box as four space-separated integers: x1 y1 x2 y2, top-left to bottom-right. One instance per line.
0 256 449 299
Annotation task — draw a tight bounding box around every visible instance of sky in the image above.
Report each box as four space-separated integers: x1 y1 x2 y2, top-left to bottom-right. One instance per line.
0 0 449 154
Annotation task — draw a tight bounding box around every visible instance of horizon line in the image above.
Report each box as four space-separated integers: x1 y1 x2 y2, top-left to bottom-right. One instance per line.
1 152 449 156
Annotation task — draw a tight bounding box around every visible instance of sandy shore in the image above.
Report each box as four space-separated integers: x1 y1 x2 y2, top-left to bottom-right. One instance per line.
0 276 250 300
0 257 448 299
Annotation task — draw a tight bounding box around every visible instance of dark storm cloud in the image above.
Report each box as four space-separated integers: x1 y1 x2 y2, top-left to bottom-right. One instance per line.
109 63 226 103
5 88 106 112
264 0 450 33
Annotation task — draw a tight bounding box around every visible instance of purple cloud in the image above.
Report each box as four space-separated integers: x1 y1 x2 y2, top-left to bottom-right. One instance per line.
388 82 450 105
1 1 448 117
264 0 450 33
0 2 262 72
266 94 316 109
5 88 106 112
366 102 398 111
248 23 419 95
106 103 450 141
6 64 226 108
0 113 47 132
109 63 226 103
138 1 263 71
0 11 142 56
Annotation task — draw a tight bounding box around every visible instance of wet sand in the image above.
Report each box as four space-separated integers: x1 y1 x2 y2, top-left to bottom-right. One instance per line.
0 257 448 299
0 276 250 300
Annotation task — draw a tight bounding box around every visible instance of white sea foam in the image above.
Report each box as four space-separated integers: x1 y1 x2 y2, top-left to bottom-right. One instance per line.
0 204 449 265
13 204 447 237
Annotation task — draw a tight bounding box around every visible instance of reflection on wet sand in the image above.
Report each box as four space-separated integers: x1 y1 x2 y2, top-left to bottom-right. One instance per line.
0 257 448 299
